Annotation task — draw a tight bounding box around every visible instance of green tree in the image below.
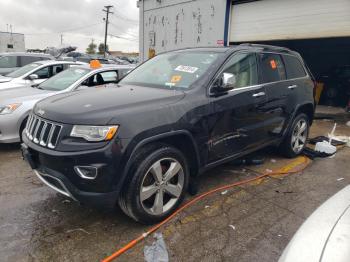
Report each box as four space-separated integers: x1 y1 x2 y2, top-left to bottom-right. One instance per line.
98 43 109 55
86 41 97 54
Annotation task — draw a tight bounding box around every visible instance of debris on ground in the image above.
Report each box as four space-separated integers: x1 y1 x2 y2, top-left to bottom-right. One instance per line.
265 169 273 173
278 234 282 237
346 121 350 127
221 190 228 195
229 225 236 231
62 199 71 204
271 159 277 163
337 178 345 181
66 228 91 235
204 205 210 209
144 233 169 262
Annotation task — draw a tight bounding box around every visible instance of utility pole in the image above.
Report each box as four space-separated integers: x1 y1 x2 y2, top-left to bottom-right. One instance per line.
102 5 113 58
60 34 63 45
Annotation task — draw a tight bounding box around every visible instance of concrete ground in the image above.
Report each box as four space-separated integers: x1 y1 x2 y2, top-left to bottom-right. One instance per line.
0 110 349 262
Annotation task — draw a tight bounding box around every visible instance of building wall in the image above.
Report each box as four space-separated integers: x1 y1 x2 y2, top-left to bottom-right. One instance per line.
0 32 25 53
139 0 228 61
230 0 350 42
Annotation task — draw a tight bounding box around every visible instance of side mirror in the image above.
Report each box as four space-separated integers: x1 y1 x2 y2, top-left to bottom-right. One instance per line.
212 73 236 94
28 74 39 80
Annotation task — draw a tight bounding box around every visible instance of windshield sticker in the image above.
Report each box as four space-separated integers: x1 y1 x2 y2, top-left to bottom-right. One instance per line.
175 65 198 74
171 75 182 83
165 82 176 87
270 60 277 69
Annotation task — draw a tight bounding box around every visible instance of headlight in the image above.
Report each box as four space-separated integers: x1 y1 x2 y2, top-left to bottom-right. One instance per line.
70 125 119 142
0 103 22 115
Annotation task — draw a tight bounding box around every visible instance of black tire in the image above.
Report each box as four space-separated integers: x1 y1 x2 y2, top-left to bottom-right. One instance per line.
279 113 310 158
19 118 28 142
118 143 189 224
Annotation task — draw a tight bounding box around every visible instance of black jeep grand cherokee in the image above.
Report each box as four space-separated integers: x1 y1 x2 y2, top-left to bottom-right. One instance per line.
22 44 315 224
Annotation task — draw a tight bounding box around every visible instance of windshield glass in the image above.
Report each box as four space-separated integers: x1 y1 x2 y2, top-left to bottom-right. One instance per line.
6 63 41 78
119 51 221 89
38 67 90 91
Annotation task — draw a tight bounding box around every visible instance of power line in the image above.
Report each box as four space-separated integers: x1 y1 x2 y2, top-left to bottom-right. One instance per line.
26 23 103 36
109 22 138 38
108 33 137 42
111 11 139 24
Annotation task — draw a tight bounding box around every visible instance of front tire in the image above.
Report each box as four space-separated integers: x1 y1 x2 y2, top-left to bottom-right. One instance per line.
118 144 189 224
279 113 310 158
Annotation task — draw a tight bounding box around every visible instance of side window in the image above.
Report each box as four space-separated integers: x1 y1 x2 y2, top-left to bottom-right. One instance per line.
222 53 258 88
283 55 307 79
259 53 286 83
100 71 119 82
0 56 17 68
34 66 50 79
20 56 41 66
52 65 64 76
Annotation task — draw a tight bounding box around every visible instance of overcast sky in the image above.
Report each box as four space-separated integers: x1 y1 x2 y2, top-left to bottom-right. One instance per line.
0 0 139 52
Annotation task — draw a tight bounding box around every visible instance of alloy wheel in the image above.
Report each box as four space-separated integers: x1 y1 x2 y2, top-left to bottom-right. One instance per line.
139 158 184 216
291 119 308 153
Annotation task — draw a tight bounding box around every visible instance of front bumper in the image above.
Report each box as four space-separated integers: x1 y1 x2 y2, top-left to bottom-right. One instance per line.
33 168 119 208
21 135 127 209
0 113 22 143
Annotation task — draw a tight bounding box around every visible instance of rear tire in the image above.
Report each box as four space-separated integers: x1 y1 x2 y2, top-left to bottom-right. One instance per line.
118 144 189 224
279 113 310 158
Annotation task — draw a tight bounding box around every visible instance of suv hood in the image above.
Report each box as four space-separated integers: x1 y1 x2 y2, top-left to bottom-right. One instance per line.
0 86 54 104
34 85 186 125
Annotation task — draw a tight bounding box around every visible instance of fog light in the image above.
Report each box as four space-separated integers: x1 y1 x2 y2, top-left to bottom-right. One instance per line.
74 166 98 180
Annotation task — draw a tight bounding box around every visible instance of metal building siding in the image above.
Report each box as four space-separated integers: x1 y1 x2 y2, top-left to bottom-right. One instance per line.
140 0 228 61
230 0 350 42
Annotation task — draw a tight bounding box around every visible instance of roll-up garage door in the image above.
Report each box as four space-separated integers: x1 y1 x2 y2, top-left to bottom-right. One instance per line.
229 0 350 42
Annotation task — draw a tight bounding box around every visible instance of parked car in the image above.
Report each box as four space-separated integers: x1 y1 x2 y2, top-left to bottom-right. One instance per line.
0 63 134 143
0 52 54 75
279 185 350 262
0 60 85 90
22 44 315 224
319 65 350 107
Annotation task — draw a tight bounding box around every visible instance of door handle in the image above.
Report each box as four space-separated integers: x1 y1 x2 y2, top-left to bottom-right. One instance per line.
252 92 266 98
288 85 298 90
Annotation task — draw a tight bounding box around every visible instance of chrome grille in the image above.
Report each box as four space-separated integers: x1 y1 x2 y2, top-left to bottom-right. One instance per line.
25 114 62 149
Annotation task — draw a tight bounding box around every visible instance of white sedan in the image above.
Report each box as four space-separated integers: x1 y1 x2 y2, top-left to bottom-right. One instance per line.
0 60 84 90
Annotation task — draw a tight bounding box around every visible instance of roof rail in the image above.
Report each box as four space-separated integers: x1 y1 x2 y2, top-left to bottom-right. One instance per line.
239 43 292 53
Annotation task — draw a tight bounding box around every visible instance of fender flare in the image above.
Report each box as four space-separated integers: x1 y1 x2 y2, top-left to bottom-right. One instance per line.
282 102 315 137
116 130 201 194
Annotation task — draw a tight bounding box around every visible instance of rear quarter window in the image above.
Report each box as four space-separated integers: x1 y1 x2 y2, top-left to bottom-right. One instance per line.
283 55 307 79
259 53 286 83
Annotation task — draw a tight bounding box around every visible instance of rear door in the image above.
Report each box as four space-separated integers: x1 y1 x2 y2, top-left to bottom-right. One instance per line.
258 52 290 140
208 52 269 162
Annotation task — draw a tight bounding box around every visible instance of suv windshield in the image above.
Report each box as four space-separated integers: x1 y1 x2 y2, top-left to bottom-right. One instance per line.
120 51 221 89
6 63 40 78
38 67 90 91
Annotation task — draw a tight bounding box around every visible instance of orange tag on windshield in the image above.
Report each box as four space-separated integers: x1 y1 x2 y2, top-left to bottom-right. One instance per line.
270 60 277 69
171 75 182 83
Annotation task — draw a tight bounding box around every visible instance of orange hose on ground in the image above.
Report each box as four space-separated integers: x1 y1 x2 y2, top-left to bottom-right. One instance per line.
102 156 311 262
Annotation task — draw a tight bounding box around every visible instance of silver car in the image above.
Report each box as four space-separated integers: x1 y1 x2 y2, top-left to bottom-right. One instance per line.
0 64 135 143
0 60 84 90
279 185 350 262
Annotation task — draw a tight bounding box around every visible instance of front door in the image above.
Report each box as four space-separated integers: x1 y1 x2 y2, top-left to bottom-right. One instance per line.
208 52 269 162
